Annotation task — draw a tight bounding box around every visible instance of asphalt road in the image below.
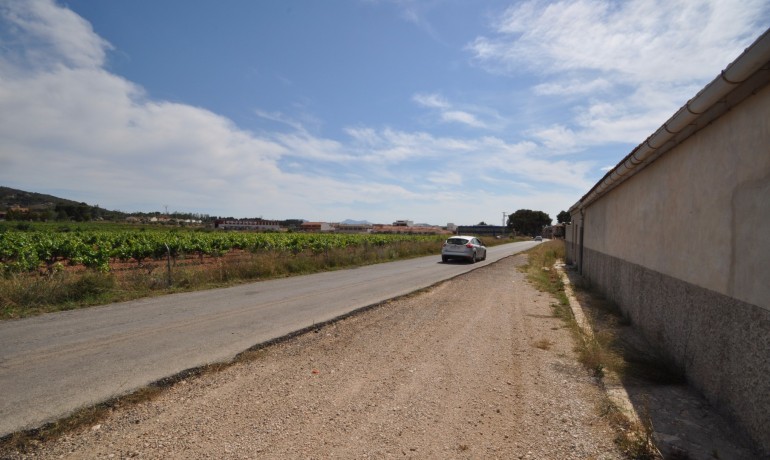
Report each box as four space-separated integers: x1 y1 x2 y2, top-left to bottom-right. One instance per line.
0 240 540 437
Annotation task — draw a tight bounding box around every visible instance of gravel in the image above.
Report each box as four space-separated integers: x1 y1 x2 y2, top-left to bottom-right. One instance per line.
2 254 623 459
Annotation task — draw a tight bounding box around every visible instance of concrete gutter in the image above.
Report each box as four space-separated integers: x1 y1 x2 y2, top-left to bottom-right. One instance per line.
570 28 770 213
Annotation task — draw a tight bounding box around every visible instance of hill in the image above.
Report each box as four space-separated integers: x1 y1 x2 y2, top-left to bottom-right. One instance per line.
0 186 126 221
0 186 83 209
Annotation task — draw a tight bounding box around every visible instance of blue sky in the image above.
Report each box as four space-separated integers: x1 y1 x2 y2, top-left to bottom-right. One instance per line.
1 0 768 225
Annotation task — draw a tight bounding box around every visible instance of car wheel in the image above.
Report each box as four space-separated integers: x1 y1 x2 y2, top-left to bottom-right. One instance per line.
470 252 476 263
442 255 448 263
482 251 486 261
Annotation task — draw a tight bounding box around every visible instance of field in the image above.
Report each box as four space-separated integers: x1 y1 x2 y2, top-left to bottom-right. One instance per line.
0 223 458 319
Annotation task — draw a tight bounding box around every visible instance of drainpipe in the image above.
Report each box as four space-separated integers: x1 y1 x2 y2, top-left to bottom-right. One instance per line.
578 207 585 275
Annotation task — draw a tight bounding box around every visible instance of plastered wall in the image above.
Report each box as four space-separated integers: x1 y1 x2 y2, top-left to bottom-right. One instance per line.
584 83 770 311
570 83 770 453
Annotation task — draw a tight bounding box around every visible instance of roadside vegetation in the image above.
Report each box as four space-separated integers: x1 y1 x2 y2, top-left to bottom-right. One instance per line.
0 224 515 320
522 239 664 459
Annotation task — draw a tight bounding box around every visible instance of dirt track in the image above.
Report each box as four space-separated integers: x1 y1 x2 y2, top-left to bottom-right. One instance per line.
2 254 622 459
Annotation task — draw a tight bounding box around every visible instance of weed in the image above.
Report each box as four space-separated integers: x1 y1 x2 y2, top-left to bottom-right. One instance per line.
533 338 554 350
615 402 661 459
522 241 663 459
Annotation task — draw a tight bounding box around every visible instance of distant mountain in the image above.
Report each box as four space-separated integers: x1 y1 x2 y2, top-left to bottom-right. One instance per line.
0 187 217 223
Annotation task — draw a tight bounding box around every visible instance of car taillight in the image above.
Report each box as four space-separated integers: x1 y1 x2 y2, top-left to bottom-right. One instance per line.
442 243 447 247
466 243 473 248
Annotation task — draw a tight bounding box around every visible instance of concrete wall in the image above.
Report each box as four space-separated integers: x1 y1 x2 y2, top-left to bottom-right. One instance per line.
569 81 770 452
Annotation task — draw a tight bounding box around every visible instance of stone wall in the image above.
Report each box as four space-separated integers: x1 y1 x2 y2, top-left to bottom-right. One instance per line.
583 248 770 451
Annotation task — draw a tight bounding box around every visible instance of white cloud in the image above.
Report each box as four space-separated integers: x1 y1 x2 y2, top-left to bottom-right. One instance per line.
0 0 111 70
467 0 769 155
412 92 451 109
426 171 462 186
0 0 610 224
412 92 496 129
254 109 307 133
471 0 766 83
533 78 612 97
441 110 488 128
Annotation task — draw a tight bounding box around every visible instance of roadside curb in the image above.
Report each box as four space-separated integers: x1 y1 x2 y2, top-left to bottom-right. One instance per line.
554 262 643 428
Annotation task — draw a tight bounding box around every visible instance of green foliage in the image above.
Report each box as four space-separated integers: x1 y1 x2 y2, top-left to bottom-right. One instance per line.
0 227 445 275
0 231 446 319
507 209 552 236
557 210 571 224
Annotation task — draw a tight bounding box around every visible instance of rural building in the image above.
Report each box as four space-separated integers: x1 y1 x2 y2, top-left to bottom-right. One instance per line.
300 222 333 232
372 224 449 235
215 219 281 231
542 224 565 239
333 223 374 233
565 30 770 454
456 225 510 237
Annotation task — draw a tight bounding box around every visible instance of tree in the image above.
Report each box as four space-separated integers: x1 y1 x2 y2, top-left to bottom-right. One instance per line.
557 210 571 224
507 209 551 236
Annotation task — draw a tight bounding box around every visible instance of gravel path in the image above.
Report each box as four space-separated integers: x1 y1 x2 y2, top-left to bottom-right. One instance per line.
2 254 622 459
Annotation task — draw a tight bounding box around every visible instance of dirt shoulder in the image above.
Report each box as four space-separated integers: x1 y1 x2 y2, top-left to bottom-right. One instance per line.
2 254 622 459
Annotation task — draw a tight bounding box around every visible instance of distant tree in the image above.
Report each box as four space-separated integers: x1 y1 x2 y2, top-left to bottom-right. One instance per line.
507 209 551 236
478 221 488 226
557 210 571 224
5 208 31 221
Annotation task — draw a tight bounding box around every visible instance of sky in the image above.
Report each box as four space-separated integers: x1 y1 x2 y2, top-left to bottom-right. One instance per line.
0 0 768 226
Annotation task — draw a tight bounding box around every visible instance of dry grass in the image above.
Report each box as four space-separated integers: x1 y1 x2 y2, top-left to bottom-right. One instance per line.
522 240 662 459
519 240 569 306
0 240 444 320
533 338 554 350
598 395 661 459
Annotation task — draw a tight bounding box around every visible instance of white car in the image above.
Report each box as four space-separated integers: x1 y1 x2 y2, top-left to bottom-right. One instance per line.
441 236 487 263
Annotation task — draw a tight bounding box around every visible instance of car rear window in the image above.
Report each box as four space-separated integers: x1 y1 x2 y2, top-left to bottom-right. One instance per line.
446 238 469 245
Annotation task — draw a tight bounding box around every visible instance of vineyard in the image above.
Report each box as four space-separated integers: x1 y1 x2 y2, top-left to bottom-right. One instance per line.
0 225 451 318
0 227 445 274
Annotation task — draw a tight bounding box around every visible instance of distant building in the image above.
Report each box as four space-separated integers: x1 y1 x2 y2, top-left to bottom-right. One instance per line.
456 225 510 237
300 222 333 232
333 222 373 233
215 219 282 231
392 220 413 227
372 224 450 235
542 223 565 239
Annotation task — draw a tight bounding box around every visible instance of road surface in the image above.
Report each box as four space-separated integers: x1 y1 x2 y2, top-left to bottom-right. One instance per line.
1 251 624 459
0 240 540 437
